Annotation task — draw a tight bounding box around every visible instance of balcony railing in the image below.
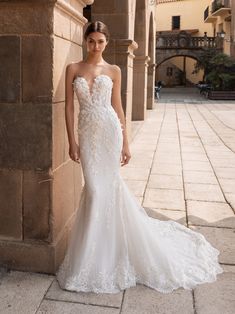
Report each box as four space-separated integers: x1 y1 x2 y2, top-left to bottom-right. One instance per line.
156 32 222 49
212 0 231 14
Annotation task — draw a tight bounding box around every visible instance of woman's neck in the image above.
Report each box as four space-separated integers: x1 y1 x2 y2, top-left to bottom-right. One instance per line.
84 54 105 66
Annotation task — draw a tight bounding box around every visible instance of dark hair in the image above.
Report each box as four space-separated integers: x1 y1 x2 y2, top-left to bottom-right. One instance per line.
84 21 110 42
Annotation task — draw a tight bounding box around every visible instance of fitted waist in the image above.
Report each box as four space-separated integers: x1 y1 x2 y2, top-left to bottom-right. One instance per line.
79 104 114 113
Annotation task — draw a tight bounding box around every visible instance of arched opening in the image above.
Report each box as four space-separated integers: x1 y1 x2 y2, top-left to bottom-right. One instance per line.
156 55 202 87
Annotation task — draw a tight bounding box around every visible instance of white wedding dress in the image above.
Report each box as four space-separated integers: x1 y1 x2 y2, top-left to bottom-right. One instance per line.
56 74 223 294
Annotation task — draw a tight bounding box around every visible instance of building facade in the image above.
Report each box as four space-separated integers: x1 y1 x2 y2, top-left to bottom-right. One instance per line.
155 0 219 86
0 0 156 273
204 0 234 57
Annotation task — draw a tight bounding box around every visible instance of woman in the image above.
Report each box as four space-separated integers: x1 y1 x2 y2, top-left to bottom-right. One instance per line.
56 21 223 294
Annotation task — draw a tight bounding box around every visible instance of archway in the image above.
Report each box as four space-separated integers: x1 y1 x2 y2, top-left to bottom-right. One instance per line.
156 55 202 87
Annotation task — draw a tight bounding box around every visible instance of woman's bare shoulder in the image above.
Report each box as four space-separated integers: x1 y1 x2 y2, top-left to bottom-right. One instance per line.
108 64 121 80
66 61 83 76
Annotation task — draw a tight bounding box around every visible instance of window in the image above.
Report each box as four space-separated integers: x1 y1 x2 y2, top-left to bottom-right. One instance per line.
166 67 173 76
172 16 180 30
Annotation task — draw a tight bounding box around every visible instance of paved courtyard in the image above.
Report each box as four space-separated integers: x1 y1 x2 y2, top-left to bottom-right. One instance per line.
0 88 235 313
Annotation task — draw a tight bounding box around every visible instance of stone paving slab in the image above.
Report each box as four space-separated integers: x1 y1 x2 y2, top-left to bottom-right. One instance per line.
144 188 185 211
37 299 119 314
218 179 235 193
127 157 153 168
189 226 235 264
151 162 182 176
45 279 123 308
182 161 213 172
154 154 182 165
213 167 235 179
156 144 181 153
158 139 179 145
183 170 218 184
120 166 150 181
194 272 235 314
0 270 54 314
222 264 235 273
147 174 183 190
130 143 157 150
184 183 225 202
187 200 235 229
181 146 205 154
210 158 235 168
121 285 194 314
181 152 209 162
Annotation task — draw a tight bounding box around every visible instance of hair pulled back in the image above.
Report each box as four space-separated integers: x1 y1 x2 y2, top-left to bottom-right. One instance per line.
84 21 110 42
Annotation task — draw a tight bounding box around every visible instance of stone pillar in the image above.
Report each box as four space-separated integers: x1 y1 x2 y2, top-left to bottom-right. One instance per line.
231 0 235 58
132 56 149 121
147 63 156 110
113 39 138 139
0 0 92 274
90 0 138 140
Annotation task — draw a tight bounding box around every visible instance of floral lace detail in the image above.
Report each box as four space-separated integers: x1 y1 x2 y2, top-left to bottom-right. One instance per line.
56 74 223 295
73 75 122 177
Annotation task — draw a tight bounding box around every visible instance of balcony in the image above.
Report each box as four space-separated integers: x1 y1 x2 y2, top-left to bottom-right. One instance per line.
156 32 221 50
211 0 231 17
204 5 217 23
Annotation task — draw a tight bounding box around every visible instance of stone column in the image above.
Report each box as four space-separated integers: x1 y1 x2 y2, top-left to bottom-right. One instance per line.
147 63 156 110
0 0 92 274
113 39 138 139
90 0 138 140
231 0 235 58
132 56 150 121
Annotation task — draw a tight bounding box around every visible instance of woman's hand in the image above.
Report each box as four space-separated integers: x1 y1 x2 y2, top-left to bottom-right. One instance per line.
69 142 80 163
121 143 131 166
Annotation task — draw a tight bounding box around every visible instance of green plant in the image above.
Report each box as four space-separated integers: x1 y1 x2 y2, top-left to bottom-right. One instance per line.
193 50 235 90
192 48 218 81
206 54 235 90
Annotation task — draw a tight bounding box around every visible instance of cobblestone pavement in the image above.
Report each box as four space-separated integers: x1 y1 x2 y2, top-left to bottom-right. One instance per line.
0 88 235 313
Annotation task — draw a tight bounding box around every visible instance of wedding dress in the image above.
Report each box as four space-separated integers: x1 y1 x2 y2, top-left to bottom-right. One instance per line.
56 74 223 294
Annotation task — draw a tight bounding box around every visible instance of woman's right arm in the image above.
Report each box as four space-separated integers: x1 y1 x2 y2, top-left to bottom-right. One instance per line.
65 63 80 163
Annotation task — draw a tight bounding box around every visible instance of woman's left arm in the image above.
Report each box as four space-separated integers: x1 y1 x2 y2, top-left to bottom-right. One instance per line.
111 65 131 166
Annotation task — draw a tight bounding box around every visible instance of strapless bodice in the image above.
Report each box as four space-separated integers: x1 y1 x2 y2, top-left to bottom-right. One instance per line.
73 74 113 111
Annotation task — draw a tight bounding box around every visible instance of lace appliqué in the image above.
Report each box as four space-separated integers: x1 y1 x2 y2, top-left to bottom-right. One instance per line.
56 74 223 295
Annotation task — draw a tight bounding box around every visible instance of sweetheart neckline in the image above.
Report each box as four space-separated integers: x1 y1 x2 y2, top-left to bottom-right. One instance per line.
73 74 113 97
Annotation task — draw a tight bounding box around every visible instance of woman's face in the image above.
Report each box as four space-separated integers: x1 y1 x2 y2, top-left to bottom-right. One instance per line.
85 32 108 54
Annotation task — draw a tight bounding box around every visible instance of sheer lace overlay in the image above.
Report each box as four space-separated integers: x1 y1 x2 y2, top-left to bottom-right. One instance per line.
56 74 223 294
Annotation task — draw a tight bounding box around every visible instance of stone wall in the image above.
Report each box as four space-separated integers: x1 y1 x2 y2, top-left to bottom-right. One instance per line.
0 0 91 273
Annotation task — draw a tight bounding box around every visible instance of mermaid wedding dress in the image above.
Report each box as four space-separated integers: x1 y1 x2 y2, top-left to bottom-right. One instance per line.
56 74 223 294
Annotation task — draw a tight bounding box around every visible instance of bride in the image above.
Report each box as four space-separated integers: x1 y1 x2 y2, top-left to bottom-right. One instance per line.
56 20 223 294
